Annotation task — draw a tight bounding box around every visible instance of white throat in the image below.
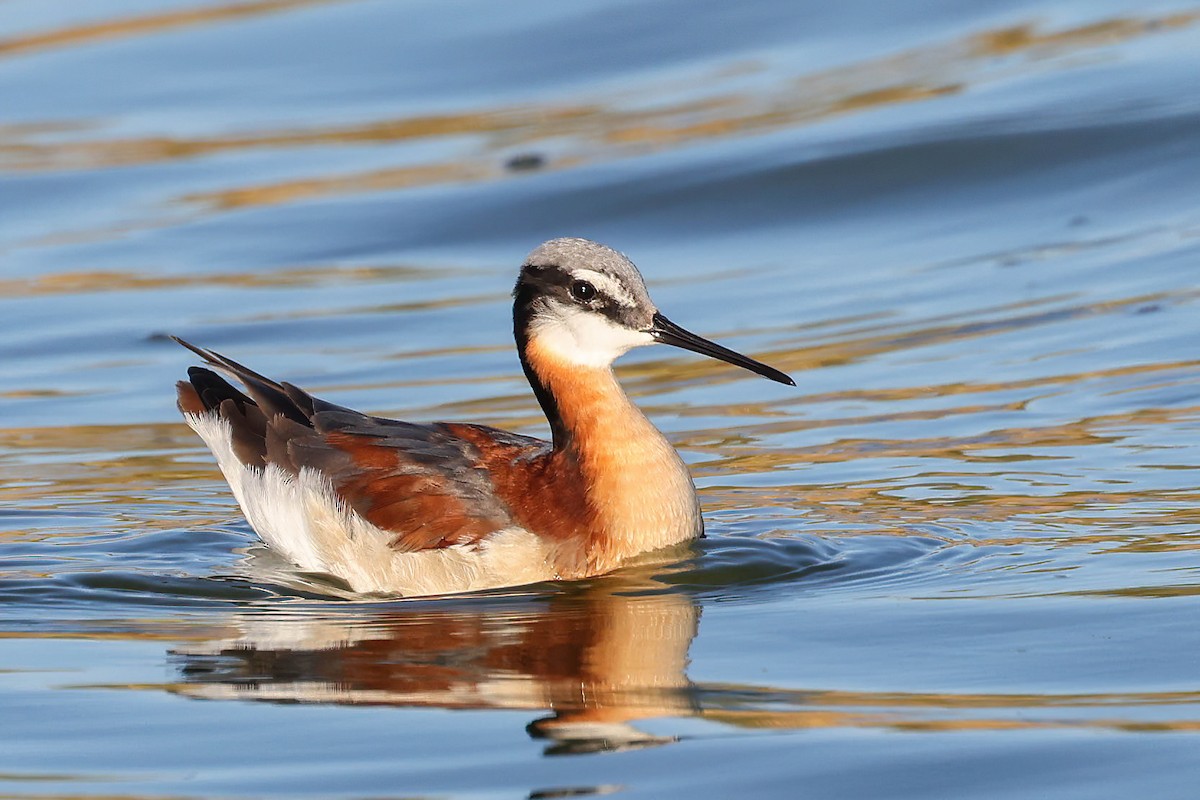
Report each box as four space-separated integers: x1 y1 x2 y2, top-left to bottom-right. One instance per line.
528 303 653 368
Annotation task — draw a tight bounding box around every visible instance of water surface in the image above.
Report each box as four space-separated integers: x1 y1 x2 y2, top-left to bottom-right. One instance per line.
2 1 1200 798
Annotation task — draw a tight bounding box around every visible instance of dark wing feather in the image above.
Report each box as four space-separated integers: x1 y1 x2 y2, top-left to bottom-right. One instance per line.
173 336 312 426
173 337 533 551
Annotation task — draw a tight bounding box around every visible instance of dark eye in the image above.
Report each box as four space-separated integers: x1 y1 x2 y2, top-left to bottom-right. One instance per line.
569 280 596 303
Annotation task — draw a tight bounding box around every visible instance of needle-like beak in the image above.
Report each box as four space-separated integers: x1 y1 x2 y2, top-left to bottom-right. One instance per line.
649 312 795 386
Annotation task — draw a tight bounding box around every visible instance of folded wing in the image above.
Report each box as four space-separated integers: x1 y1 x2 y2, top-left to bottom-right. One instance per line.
173 337 542 552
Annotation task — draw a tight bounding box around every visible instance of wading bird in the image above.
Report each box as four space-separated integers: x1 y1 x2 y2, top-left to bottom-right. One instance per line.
175 238 792 596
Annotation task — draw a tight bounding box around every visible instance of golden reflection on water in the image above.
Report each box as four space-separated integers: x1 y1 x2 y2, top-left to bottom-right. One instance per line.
0 0 347 59
0 264 439 300
2 9 1196 218
0 422 226 540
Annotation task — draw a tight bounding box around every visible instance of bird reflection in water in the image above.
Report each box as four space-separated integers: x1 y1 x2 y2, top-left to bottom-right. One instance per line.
172 581 699 755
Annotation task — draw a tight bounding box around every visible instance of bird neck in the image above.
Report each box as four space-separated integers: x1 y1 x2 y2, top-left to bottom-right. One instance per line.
512 286 653 451
519 335 702 565
522 338 649 451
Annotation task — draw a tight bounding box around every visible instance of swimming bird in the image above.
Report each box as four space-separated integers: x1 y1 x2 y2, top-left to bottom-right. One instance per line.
174 238 793 596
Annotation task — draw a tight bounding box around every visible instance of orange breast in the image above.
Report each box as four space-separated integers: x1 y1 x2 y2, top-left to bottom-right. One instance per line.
454 339 701 578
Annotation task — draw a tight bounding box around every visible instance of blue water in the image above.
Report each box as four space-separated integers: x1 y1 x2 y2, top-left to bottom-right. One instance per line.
3 1 1200 797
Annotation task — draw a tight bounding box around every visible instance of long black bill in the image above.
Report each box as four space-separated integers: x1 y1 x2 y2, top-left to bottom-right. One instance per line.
650 312 795 386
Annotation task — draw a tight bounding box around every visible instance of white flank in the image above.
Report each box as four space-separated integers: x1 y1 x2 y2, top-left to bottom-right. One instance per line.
184 413 557 596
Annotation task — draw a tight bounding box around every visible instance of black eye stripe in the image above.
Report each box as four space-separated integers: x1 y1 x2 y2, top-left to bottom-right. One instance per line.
520 264 620 308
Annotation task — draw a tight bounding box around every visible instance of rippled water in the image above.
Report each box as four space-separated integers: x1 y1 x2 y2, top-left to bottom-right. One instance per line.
3 1 1200 797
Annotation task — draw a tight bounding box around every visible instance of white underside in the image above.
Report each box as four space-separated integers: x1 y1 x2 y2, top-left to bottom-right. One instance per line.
184 413 558 597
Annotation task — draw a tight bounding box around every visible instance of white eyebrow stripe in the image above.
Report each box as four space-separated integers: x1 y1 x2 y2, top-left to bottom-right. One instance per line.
570 269 636 308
